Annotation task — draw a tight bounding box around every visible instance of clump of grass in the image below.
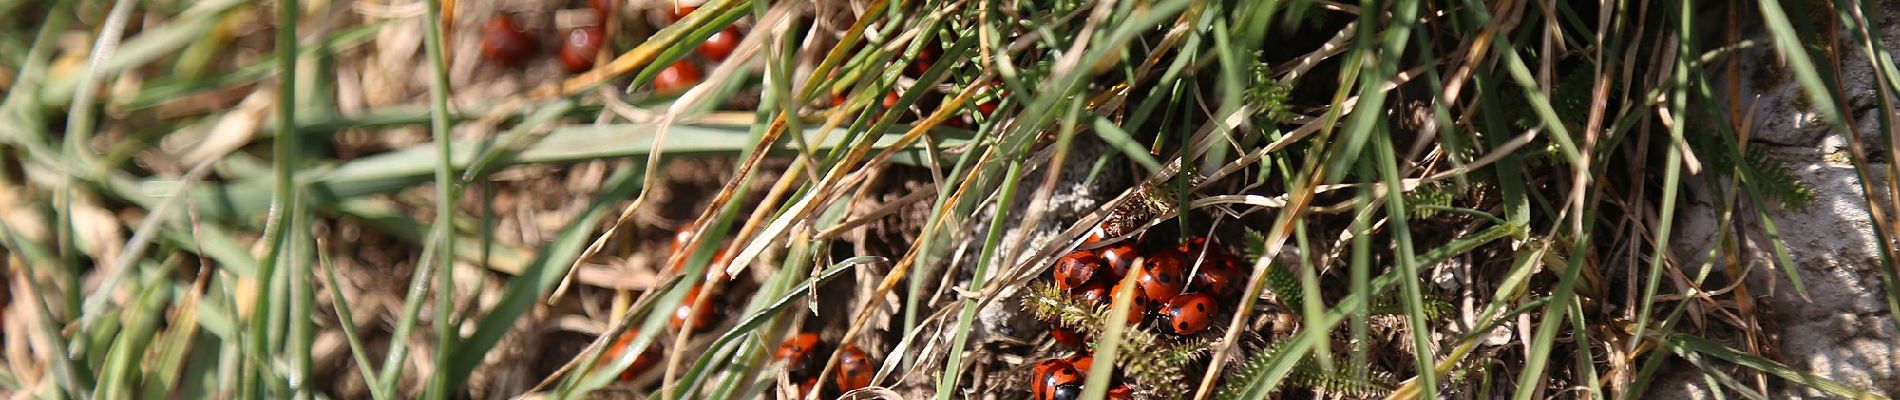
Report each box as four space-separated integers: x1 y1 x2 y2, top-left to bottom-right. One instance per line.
3 0 1900 399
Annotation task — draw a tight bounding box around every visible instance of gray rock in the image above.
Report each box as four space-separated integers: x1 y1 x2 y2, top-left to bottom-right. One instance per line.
1658 19 1899 394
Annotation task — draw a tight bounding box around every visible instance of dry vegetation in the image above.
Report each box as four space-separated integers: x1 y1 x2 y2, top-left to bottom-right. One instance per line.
1 0 1898 399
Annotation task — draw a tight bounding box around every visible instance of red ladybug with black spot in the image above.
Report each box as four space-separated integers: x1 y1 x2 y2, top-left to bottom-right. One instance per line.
835 344 875 391
1031 358 1084 400
670 284 718 331
1097 242 1139 278
1050 326 1086 346
1059 354 1093 372
1190 254 1244 298
653 62 702 94
1053 251 1104 290
1071 281 1112 309
1162 292 1218 335
776 333 822 374
1136 253 1188 303
1109 276 1148 324
603 330 660 381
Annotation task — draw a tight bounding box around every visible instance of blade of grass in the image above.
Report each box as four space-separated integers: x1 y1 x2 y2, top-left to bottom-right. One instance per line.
417 0 459 395
92 257 177 399
1631 0 1694 354
931 157 1025 400
443 164 643 391
317 242 390 400
1371 126 1439 395
138 266 210 400
58 0 141 335
243 0 300 394
1087 117 1163 173
1663 335 1890 400
1081 261 1140 400
662 257 874 399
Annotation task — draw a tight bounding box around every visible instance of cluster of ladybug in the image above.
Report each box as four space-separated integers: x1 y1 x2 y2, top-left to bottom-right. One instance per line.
598 228 737 381
1029 231 1247 398
1029 354 1133 400
480 1 734 94
775 333 877 397
1046 232 1244 342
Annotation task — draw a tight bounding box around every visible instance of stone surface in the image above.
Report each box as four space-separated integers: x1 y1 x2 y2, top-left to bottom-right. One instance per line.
1655 9 1900 396
969 141 1125 340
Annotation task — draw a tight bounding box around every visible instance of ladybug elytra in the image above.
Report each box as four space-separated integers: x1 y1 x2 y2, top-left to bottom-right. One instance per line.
836 344 875 391
1163 293 1217 335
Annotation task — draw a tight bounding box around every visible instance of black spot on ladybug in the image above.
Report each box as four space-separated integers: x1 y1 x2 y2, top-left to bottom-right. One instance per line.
1158 273 1173 283
1177 322 1189 331
1195 303 1206 311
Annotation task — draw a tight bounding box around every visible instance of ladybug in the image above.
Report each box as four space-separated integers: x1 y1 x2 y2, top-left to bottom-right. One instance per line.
670 284 718 331
1050 326 1085 346
668 245 731 283
1108 277 1147 324
882 91 901 110
1191 254 1244 298
1175 236 1213 256
1106 383 1135 400
1097 243 1139 278
1059 354 1093 372
699 27 740 61
558 26 607 73
604 330 660 380
653 62 702 94
1052 251 1103 290
776 333 822 374
1031 358 1084 400
908 41 940 77
836 344 875 391
480 15 535 67
670 228 695 252
1136 253 1187 303
670 4 698 21
1071 280 1112 309
973 81 1004 116
1162 292 1217 335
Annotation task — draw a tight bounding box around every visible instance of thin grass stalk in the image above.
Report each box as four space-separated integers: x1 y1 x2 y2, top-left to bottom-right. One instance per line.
318 242 391 400
1372 128 1438 395
284 194 313 398
60 0 138 323
1082 262 1141 400
376 224 441 395
417 0 460 394
1511 229 1595 398
931 158 1026 400
1630 0 1693 356
243 0 300 394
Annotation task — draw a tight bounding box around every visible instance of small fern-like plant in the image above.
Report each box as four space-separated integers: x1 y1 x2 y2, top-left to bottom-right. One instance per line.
1215 340 1397 399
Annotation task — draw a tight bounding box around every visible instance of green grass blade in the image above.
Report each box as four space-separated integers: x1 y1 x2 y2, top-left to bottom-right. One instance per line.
318 245 390 400
443 164 644 390
417 0 458 396
933 158 1026 400
1663 335 1891 400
